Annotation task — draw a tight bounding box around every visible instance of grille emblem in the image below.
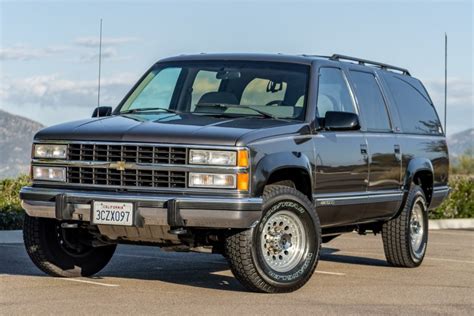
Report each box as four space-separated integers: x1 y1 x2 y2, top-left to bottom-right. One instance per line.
109 161 134 171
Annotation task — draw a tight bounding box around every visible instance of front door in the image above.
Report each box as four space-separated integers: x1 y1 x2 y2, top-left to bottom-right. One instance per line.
312 67 369 227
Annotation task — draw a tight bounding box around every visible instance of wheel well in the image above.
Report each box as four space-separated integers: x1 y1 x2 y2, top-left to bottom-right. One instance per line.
413 170 433 205
266 168 312 200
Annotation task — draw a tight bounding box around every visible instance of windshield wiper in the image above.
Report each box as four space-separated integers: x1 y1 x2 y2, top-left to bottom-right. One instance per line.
198 103 278 119
121 107 179 115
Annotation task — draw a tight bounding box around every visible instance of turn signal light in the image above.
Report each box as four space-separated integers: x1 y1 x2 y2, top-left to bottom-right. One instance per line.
238 150 249 168
237 173 249 191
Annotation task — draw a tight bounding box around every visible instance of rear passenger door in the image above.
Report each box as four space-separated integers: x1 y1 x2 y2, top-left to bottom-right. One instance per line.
348 70 402 219
313 67 369 227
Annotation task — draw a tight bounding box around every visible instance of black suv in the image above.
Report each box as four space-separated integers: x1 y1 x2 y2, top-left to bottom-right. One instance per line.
21 53 449 293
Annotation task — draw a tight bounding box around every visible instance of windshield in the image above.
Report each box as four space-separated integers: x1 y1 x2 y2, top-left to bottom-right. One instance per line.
119 61 309 120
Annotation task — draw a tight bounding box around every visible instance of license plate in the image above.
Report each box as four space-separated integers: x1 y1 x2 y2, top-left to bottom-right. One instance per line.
92 201 134 226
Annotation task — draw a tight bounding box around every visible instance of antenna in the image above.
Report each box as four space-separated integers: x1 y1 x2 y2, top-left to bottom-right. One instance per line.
96 18 103 116
444 33 447 134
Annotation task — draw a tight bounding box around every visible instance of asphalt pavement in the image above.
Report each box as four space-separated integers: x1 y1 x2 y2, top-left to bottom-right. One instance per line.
1 229 473 315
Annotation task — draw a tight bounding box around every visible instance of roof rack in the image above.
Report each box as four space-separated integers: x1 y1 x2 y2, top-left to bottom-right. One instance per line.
330 54 411 76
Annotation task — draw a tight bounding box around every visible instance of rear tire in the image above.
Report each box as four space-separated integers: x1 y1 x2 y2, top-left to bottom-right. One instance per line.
225 185 321 293
23 214 116 277
382 185 428 267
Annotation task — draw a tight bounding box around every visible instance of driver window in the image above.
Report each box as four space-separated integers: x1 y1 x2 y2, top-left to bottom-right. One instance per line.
241 78 287 105
317 68 357 118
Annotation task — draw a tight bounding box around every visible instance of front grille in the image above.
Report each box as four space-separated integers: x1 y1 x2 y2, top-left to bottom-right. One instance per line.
68 144 187 164
66 143 188 189
67 167 186 188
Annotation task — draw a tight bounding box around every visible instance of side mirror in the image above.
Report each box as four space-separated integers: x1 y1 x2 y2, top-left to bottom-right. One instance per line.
324 111 360 131
92 106 113 118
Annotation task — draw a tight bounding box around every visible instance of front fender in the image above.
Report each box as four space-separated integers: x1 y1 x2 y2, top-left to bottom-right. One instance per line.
252 151 313 197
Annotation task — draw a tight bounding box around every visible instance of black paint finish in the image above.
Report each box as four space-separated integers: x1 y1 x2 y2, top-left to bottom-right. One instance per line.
31 53 450 229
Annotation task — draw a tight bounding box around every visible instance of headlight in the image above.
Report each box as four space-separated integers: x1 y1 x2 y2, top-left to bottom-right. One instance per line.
189 173 236 188
32 166 66 182
189 150 237 166
34 144 67 159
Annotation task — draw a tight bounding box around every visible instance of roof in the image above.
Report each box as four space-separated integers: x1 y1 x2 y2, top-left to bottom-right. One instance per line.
158 53 321 65
157 53 411 76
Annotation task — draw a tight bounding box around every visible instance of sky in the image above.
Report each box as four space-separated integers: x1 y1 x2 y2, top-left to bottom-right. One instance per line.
0 0 472 135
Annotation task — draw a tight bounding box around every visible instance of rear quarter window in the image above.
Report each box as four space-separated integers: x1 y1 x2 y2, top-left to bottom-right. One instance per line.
383 74 442 135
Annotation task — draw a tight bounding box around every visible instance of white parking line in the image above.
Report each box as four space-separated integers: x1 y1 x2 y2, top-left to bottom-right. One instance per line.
58 278 119 287
430 231 474 237
425 257 474 264
331 250 474 264
316 270 346 276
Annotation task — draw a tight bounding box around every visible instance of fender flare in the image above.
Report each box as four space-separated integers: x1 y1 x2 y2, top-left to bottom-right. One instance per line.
252 152 313 197
394 157 434 218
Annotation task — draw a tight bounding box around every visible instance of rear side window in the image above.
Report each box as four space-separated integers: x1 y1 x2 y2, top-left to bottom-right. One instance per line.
350 71 391 131
383 74 442 135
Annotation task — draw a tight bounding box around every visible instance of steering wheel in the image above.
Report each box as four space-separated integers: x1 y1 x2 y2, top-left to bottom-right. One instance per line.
266 100 284 106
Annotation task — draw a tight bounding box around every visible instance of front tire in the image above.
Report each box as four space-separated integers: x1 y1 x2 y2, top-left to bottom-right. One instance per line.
23 214 116 277
225 185 321 293
382 185 428 267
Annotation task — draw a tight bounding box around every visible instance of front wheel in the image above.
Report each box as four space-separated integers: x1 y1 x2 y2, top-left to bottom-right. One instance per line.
225 185 321 293
382 185 428 267
23 214 116 277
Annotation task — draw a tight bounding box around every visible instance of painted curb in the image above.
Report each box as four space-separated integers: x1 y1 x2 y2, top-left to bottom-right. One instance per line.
0 230 22 243
429 219 474 230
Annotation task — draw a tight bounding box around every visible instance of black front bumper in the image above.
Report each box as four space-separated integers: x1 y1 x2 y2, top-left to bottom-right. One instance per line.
20 186 263 229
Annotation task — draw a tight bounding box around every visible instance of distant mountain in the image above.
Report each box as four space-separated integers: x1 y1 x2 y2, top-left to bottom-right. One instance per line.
448 128 474 158
0 110 44 179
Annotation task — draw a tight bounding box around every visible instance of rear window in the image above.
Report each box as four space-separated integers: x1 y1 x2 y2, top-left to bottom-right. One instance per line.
383 74 442 135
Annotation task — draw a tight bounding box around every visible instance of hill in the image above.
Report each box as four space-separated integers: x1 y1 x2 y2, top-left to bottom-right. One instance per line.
448 128 474 157
0 110 44 179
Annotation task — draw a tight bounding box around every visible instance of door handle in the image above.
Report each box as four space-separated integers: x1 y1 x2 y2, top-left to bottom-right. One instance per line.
360 144 368 155
394 144 400 154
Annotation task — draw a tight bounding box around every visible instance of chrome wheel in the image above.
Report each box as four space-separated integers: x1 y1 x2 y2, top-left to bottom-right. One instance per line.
410 201 425 257
260 210 307 273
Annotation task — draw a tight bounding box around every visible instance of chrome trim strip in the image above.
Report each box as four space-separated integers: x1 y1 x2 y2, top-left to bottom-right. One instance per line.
314 190 403 200
32 159 247 172
180 209 261 228
34 140 249 151
433 186 450 193
21 200 56 219
30 181 249 195
314 190 403 206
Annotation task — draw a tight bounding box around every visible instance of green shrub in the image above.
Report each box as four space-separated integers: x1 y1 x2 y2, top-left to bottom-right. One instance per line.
430 176 474 219
0 175 30 230
451 153 474 175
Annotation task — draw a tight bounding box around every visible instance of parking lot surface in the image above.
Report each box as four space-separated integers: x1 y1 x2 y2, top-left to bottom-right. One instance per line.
1 229 473 315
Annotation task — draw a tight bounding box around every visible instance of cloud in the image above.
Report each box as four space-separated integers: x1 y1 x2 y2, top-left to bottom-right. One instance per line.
74 36 139 47
425 77 473 108
0 45 69 61
0 73 137 112
77 47 130 63
424 77 473 134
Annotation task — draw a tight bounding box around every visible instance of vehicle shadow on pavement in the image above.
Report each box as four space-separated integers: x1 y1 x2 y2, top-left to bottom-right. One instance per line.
320 247 388 267
1 244 388 292
98 247 249 292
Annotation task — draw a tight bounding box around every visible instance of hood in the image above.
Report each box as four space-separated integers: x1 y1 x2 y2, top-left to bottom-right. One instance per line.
34 113 308 146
